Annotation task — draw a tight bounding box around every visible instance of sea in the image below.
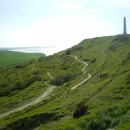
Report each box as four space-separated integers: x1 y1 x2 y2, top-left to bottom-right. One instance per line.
0 46 66 56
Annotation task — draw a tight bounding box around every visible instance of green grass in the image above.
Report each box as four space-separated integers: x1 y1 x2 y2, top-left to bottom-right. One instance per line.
0 34 130 130
0 50 45 67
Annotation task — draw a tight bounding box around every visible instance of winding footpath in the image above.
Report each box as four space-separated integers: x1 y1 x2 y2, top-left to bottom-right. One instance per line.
0 56 91 118
71 56 91 90
0 86 56 119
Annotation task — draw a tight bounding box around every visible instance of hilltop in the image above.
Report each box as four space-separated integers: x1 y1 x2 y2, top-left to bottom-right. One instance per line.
0 34 130 130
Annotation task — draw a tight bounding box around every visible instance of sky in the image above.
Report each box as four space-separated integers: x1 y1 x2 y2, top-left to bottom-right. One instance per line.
0 0 130 50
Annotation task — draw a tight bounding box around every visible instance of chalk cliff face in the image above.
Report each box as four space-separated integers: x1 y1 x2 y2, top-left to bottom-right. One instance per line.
0 34 130 130
123 17 127 34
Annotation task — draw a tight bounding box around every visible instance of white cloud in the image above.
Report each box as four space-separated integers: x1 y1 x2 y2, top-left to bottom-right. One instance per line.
55 1 83 11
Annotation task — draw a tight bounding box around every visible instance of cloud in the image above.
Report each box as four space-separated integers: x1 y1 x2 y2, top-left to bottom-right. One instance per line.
55 1 83 11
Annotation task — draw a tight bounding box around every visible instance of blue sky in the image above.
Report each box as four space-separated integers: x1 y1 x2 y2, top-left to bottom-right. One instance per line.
0 0 130 49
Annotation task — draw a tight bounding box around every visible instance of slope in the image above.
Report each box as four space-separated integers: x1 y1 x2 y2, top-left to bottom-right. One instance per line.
0 34 130 130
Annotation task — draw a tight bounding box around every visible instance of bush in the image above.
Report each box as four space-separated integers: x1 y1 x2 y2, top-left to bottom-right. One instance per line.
71 46 84 51
50 73 76 86
0 75 41 97
5 112 62 130
20 75 40 89
91 58 96 63
126 74 130 84
0 80 9 88
108 45 116 51
15 65 23 68
112 35 128 43
99 73 108 79
73 104 89 118
65 50 71 55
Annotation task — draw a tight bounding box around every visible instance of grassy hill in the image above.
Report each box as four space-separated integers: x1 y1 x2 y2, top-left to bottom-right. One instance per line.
0 34 130 130
0 51 45 68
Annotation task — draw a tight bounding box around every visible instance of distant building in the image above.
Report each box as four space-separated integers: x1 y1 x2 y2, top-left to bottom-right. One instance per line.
123 17 127 34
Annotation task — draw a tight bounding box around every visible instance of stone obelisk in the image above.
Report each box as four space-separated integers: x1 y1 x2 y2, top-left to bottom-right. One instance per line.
123 17 127 34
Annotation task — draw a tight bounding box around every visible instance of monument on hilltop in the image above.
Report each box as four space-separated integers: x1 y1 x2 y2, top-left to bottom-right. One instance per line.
123 17 127 34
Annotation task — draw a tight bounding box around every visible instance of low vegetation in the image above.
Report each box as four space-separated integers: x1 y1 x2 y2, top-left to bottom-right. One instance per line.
0 34 130 130
0 50 45 68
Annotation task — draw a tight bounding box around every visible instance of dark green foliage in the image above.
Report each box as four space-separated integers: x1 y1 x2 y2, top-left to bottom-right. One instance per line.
91 58 96 63
19 75 41 89
99 73 108 79
108 44 116 51
50 73 76 86
4 112 63 130
71 46 84 51
50 76 64 86
65 50 71 55
0 80 9 88
15 65 23 69
122 59 127 65
112 34 128 42
73 104 88 118
0 75 40 97
126 74 130 84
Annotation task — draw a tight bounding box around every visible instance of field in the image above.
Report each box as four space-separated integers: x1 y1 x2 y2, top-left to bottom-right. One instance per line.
0 34 130 130
0 50 45 67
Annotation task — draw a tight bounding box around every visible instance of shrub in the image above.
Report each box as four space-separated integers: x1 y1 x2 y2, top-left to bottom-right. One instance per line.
71 46 84 51
65 50 71 55
5 112 62 130
112 35 128 43
126 74 130 84
15 65 23 68
99 73 108 79
91 58 96 63
73 105 89 118
0 80 9 88
20 75 40 89
108 45 116 51
50 74 76 86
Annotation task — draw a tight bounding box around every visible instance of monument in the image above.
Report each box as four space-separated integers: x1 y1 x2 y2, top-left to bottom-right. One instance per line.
123 17 127 34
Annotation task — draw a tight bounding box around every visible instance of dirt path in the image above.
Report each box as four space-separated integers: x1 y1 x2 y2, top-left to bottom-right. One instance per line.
71 56 91 90
32 64 37 70
0 56 90 118
47 72 53 79
0 86 56 118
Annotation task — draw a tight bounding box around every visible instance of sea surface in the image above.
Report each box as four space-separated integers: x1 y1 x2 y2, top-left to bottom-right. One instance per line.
0 46 66 56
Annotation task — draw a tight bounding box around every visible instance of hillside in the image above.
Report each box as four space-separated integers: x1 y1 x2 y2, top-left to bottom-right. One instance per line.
0 51 45 68
0 34 130 130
